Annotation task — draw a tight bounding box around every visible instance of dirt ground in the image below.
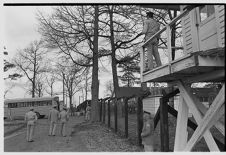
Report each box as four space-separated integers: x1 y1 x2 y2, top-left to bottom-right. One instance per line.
4 116 143 152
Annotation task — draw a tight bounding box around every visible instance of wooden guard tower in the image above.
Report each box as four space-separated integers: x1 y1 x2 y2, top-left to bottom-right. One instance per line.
140 5 225 151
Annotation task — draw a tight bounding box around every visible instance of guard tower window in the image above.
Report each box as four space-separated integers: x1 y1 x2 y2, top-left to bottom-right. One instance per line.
199 5 215 22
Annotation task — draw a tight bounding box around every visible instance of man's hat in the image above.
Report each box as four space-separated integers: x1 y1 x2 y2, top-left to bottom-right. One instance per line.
146 11 154 17
30 107 34 110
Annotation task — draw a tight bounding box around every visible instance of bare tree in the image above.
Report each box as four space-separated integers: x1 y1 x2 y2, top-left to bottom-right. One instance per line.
45 72 57 96
55 60 84 115
104 80 114 97
37 6 104 121
35 75 46 97
13 40 48 98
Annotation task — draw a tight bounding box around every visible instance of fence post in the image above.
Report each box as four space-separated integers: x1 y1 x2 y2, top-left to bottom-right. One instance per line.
108 99 111 128
160 97 169 152
124 97 128 138
114 98 118 132
137 96 143 146
103 99 106 123
100 99 102 122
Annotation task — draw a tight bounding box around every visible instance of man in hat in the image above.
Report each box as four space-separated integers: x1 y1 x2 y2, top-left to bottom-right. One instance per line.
142 11 162 69
48 104 59 136
59 106 69 137
141 112 156 151
24 107 38 142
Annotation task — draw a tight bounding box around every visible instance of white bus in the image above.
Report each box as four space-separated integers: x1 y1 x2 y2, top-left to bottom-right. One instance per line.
4 96 59 120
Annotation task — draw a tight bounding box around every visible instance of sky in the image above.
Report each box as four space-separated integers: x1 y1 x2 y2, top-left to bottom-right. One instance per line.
2 5 114 107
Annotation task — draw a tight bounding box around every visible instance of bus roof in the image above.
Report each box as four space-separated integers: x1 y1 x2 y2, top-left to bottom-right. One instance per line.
4 96 59 104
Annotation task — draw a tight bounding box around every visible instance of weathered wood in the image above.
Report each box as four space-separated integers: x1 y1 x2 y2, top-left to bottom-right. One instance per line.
167 25 172 63
140 47 144 83
184 85 225 151
103 100 106 123
154 106 160 129
100 99 102 122
137 97 143 146
177 81 220 151
159 98 169 151
114 99 117 132
174 96 188 151
167 104 225 151
108 100 110 128
193 92 225 136
124 97 128 138
162 88 180 101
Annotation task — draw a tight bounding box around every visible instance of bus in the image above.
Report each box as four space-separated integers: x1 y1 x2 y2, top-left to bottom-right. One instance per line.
4 96 59 120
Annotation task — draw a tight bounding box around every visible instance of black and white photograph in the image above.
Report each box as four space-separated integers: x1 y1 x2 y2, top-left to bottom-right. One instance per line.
1 1 225 152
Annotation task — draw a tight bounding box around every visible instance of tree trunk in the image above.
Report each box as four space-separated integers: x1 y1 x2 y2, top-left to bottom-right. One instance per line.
109 6 120 98
63 73 65 104
91 5 100 122
32 80 35 98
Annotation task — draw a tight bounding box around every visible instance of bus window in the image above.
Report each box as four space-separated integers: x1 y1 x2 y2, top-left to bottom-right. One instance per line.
9 103 18 108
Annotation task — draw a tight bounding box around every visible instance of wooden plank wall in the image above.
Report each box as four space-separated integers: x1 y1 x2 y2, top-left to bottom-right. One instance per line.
181 8 193 55
215 5 225 47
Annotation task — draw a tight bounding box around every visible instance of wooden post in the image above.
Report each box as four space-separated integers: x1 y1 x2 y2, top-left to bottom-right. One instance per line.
124 97 128 138
103 99 106 123
177 81 220 151
140 47 144 82
137 97 143 146
108 99 110 128
174 96 188 151
160 97 169 152
114 99 118 132
99 99 102 122
166 25 172 63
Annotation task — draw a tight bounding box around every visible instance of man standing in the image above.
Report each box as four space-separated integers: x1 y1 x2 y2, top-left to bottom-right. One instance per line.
59 106 69 137
85 104 91 121
25 107 37 142
142 11 162 69
141 112 156 151
48 104 59 136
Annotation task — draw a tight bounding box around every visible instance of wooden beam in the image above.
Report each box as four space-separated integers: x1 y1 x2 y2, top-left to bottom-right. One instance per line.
114 99 118 132
193 94 225 136
183 69 225 83
100 99 102 122
174 96 188 151
167 25 172 63
103 100 106 123
108 100 110 128
160 98 169 151
177 81 220 151
140 47 144 83
124 97 128 138
167 104 225 151
137 97 143 146
184 85 225 151
162 89 180 101
154 106 160 129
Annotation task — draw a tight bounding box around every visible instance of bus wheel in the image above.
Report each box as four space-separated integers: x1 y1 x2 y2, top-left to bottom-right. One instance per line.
35 112 40 119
